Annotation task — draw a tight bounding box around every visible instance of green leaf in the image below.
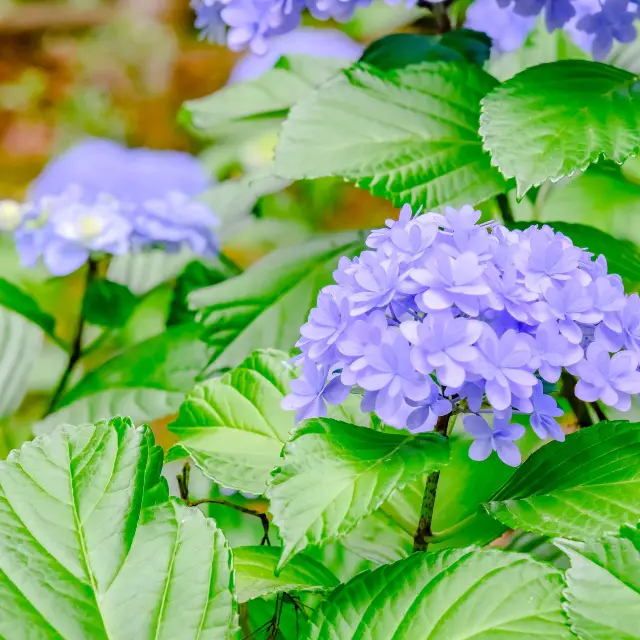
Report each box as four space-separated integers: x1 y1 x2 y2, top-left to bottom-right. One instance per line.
233 546 339 603
0 307 44 417
360 30 492 70
0 276 58 340
180 54 346 140
169 349 295 494
306 547 572 639
266 418 450 569
480 60 640 196
190 232 361 372
512 220 640 289
35 324 207 434
167 260 230 327
504 531 569 569
82 278 139 328
486 421 640 539
556 526 640 640
275 61 508 211
0 417 237 638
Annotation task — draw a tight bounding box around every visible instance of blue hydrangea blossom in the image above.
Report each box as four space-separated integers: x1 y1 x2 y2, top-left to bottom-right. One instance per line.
282 204 640 465
8 139 218 276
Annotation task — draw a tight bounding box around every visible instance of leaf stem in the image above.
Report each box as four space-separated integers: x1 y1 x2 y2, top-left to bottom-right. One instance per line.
44 258 98 416
177 462 271 545
413 412 451 552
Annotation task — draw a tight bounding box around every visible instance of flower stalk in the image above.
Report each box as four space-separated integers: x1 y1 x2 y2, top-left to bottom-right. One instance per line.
413 412 452 552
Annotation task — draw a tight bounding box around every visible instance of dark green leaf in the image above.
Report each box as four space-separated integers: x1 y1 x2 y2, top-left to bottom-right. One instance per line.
0 277 57 339
233 546 339 603
82 278 139 328
306 547 572 639
266 418 450 569
275 61 508 210
556 526 640 639
190 232 361 372
481 60 640 196
486 421 640 539
168 260 230 326
169 349 295 494
0 417 237 638
512 220 640 288
360 29 491 71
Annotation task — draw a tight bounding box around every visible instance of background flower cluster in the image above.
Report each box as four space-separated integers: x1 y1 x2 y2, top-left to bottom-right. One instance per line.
193 0 640 60
0 139 218 276
283 205 640 465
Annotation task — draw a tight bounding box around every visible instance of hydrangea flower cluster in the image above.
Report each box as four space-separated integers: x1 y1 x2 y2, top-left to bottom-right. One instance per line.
3 139 218 276
467 0 639 58
282 204 640 466
191 0 422 53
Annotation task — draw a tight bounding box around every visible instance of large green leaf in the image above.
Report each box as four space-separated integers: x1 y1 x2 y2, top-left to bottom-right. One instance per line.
486 421 640 539
556 526 640 640
513 220 640 289
190 232 361 372
306 547 572 639
0 307 44 417
0 417 237 638
180 55 345 140
233 546 338 603
35 324 207 434
275 61 508 210
168 349 295 495
266 418 450 569
360 30 491 70
481 60 640 196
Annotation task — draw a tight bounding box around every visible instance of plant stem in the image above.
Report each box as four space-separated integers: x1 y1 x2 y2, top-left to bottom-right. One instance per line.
496 193 515 226
560 370 593 428
177 462 271 545
413 412 451 552
44 258 98 416
590 401 607 423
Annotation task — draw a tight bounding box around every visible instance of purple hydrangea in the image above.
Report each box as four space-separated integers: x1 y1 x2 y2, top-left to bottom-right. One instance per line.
9 139 218 275
282 202 640 465
465 0 536 53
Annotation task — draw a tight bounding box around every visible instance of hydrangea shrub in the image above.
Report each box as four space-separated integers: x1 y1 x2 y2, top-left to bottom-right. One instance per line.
0 1 640 638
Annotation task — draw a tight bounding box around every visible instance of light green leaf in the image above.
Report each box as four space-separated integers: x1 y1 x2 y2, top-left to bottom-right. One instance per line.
169 349 295 494
35 324 207 434
190 232 361 372
180 54 346 140
233 546 339 603
360 30 492 70
513 220 640 289
275 61 508 210
486 421 640 539
266 417 450 569
306 547 572 639
0 307 44 417
481 60 640 196
556 526 640 640
0 417 237 639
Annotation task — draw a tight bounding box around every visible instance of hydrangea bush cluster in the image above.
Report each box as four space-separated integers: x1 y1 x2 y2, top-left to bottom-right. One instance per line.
193 0 640 59
283 205 640 465
1 139 218 276
467 0 639 58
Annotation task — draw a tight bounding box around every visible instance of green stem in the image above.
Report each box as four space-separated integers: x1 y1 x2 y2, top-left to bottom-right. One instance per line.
44 258 98 416
413 412 452 552
218 251 243 277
